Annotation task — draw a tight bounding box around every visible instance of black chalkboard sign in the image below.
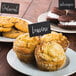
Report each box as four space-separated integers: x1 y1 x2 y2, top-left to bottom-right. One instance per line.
59 0 75 10
28 21 51 37
1 2 19 14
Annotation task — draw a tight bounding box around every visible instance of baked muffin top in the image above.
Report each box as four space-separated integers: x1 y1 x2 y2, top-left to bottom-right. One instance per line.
41 31 69 51
13 33 40 54
35 41 66 71
35 41 66 63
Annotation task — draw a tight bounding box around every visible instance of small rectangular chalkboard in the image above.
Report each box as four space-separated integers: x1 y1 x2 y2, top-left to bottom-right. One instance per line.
28 21 51 37
59 0 75 10
1 2 19 14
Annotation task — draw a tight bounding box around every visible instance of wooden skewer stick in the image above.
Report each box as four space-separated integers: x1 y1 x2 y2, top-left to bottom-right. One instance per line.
66 10 69 15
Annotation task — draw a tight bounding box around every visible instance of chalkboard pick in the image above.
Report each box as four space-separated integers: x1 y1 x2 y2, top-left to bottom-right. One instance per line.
59 0 75 10
28 21 51 37
1 2 19 14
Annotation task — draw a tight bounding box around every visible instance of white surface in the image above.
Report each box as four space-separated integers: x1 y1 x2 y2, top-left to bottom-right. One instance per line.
0 37 15 42
48 11 59 19
7 48 76 76
60 21 76 25
38 12 76 33
0 17 32 42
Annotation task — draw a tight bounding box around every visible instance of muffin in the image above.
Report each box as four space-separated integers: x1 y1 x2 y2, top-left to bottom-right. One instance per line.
41 31 69 52
13 33 40 63
35 41 66 71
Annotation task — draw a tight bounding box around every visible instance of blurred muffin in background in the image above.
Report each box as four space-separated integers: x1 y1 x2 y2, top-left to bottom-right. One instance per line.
35 41 66 71
41 31 69 52
13 33 40 63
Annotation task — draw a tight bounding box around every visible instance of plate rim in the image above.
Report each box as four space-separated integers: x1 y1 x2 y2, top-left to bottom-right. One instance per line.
0 16 32 42
7 48 76 76
38 12 76 33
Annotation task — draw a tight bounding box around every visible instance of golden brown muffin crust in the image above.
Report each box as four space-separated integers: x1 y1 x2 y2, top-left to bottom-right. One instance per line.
13 33 40 54
41 31 69 52
35 41 66 71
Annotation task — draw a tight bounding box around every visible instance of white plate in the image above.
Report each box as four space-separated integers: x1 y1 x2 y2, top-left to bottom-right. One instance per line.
0 37 15 42
38 12 76 33
7 48 76 76
0 17 32 42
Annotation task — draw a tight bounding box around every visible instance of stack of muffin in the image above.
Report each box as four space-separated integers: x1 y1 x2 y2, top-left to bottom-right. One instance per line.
13 31 69 71
0 16 29 38
47 7 76 29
